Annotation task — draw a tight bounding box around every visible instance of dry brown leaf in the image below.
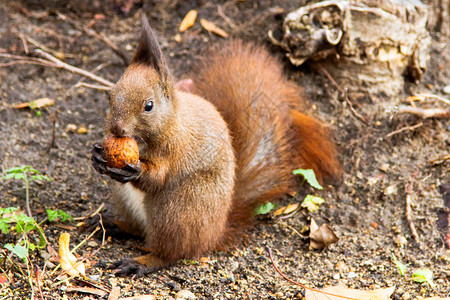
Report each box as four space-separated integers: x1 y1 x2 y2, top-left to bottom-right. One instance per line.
14 97 55 109
179 10 197 32
309 219 338 250
305 284 395 300
66 286 107 297
59 232 86 277
108 286 121 300
119 296 156 300
200 19 228 38
273 203 299 216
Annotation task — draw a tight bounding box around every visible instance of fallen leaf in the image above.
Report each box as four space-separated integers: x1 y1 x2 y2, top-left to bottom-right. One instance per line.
179 10 197 32
301 195 324 212
108 286 121 300
77 126 88 134
200 19 228 38
412 268 436 287
59 232 85 277
14 97 55 109
305 284 395 300
309 219 338 250
273 203 299 216
66 286 107 297
119 296 156 300
175 289 196 300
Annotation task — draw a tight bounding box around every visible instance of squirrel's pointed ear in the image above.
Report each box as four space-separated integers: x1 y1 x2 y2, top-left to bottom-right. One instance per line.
131 14 169 80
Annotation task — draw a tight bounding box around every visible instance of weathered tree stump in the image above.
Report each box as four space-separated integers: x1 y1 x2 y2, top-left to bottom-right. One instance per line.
273 0 431 96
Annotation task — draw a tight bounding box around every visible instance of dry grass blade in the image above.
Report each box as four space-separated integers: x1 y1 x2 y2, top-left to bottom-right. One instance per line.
200 19 229 38
179 10 198 32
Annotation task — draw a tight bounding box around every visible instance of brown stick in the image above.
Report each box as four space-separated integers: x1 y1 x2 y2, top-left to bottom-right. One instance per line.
34 49 114 88
386 122 423 138
405 179 419 243
398 106 450 119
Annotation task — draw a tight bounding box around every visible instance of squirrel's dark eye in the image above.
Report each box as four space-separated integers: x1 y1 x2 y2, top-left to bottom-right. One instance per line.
144 101 154 112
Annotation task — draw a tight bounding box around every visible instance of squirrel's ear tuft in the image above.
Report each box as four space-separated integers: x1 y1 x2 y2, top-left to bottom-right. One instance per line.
131 14 169 79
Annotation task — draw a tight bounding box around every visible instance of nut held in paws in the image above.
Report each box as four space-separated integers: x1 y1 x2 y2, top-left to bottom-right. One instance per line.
102 135 139 168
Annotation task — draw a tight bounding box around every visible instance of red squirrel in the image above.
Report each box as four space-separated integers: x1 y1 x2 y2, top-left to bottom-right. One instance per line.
91 14 340 276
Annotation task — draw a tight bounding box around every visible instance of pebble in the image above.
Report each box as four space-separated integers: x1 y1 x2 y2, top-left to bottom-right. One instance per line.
175 289 196 300
229 261 239 272
347 271 357 278
65 124 77 133
335 261 349 273
89 275 100 281
395 235 408 247
443 85 450 94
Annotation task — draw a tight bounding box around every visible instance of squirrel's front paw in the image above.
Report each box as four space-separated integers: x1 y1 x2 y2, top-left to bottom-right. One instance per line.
107 259 151 278
91 143 142 183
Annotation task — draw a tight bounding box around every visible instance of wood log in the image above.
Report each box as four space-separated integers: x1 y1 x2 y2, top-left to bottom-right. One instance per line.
274 0 431 96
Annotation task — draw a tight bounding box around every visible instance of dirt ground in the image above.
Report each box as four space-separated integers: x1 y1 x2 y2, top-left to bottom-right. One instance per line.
0 0 449 299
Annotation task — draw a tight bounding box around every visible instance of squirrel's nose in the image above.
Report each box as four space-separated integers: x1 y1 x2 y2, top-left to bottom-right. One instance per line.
108 119 130 137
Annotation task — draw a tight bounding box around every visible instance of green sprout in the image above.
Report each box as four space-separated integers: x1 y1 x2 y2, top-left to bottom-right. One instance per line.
1 166 51 217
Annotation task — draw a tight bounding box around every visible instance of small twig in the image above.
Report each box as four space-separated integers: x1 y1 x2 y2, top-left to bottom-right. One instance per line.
266 246 358 300
34 49 114 88
18 33 29 54
73 203 105 221
73 82 111 91
0 53 58 68
49 111 58 149
404 93 450 106
386 122 423 138
405 178 419 243
316 63 369 125
25 35 76 58
35 265 45 300
398 106 450 119
218 3 237 30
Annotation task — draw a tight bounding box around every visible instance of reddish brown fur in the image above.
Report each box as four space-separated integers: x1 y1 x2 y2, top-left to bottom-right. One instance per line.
190 41 340 246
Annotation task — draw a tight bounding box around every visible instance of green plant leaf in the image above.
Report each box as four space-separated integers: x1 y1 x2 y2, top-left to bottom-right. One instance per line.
30 174 51 182
46 209 59 222
47 209 73 222
392 254 408 276
14 214 37 234
412 268 436 287
4 167 26 174
254 202 278 215
0 221 10 234
5 244 28 261
28 243 36 251
292 169 323 190
301 195 325 212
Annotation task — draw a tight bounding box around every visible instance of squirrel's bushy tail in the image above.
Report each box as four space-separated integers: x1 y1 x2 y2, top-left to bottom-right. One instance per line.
190 40 340 246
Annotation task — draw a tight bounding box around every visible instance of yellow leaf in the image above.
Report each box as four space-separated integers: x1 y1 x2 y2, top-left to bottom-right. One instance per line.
305 284 395 300
200 19 228 38
59 232 85 277
179 10 197 32
273 203 299 216
14 97 55 109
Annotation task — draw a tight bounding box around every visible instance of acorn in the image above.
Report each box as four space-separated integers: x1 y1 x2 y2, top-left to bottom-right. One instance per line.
102 135 139 168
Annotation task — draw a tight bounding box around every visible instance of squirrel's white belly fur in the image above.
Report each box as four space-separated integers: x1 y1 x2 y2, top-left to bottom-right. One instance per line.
117 182 148 228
